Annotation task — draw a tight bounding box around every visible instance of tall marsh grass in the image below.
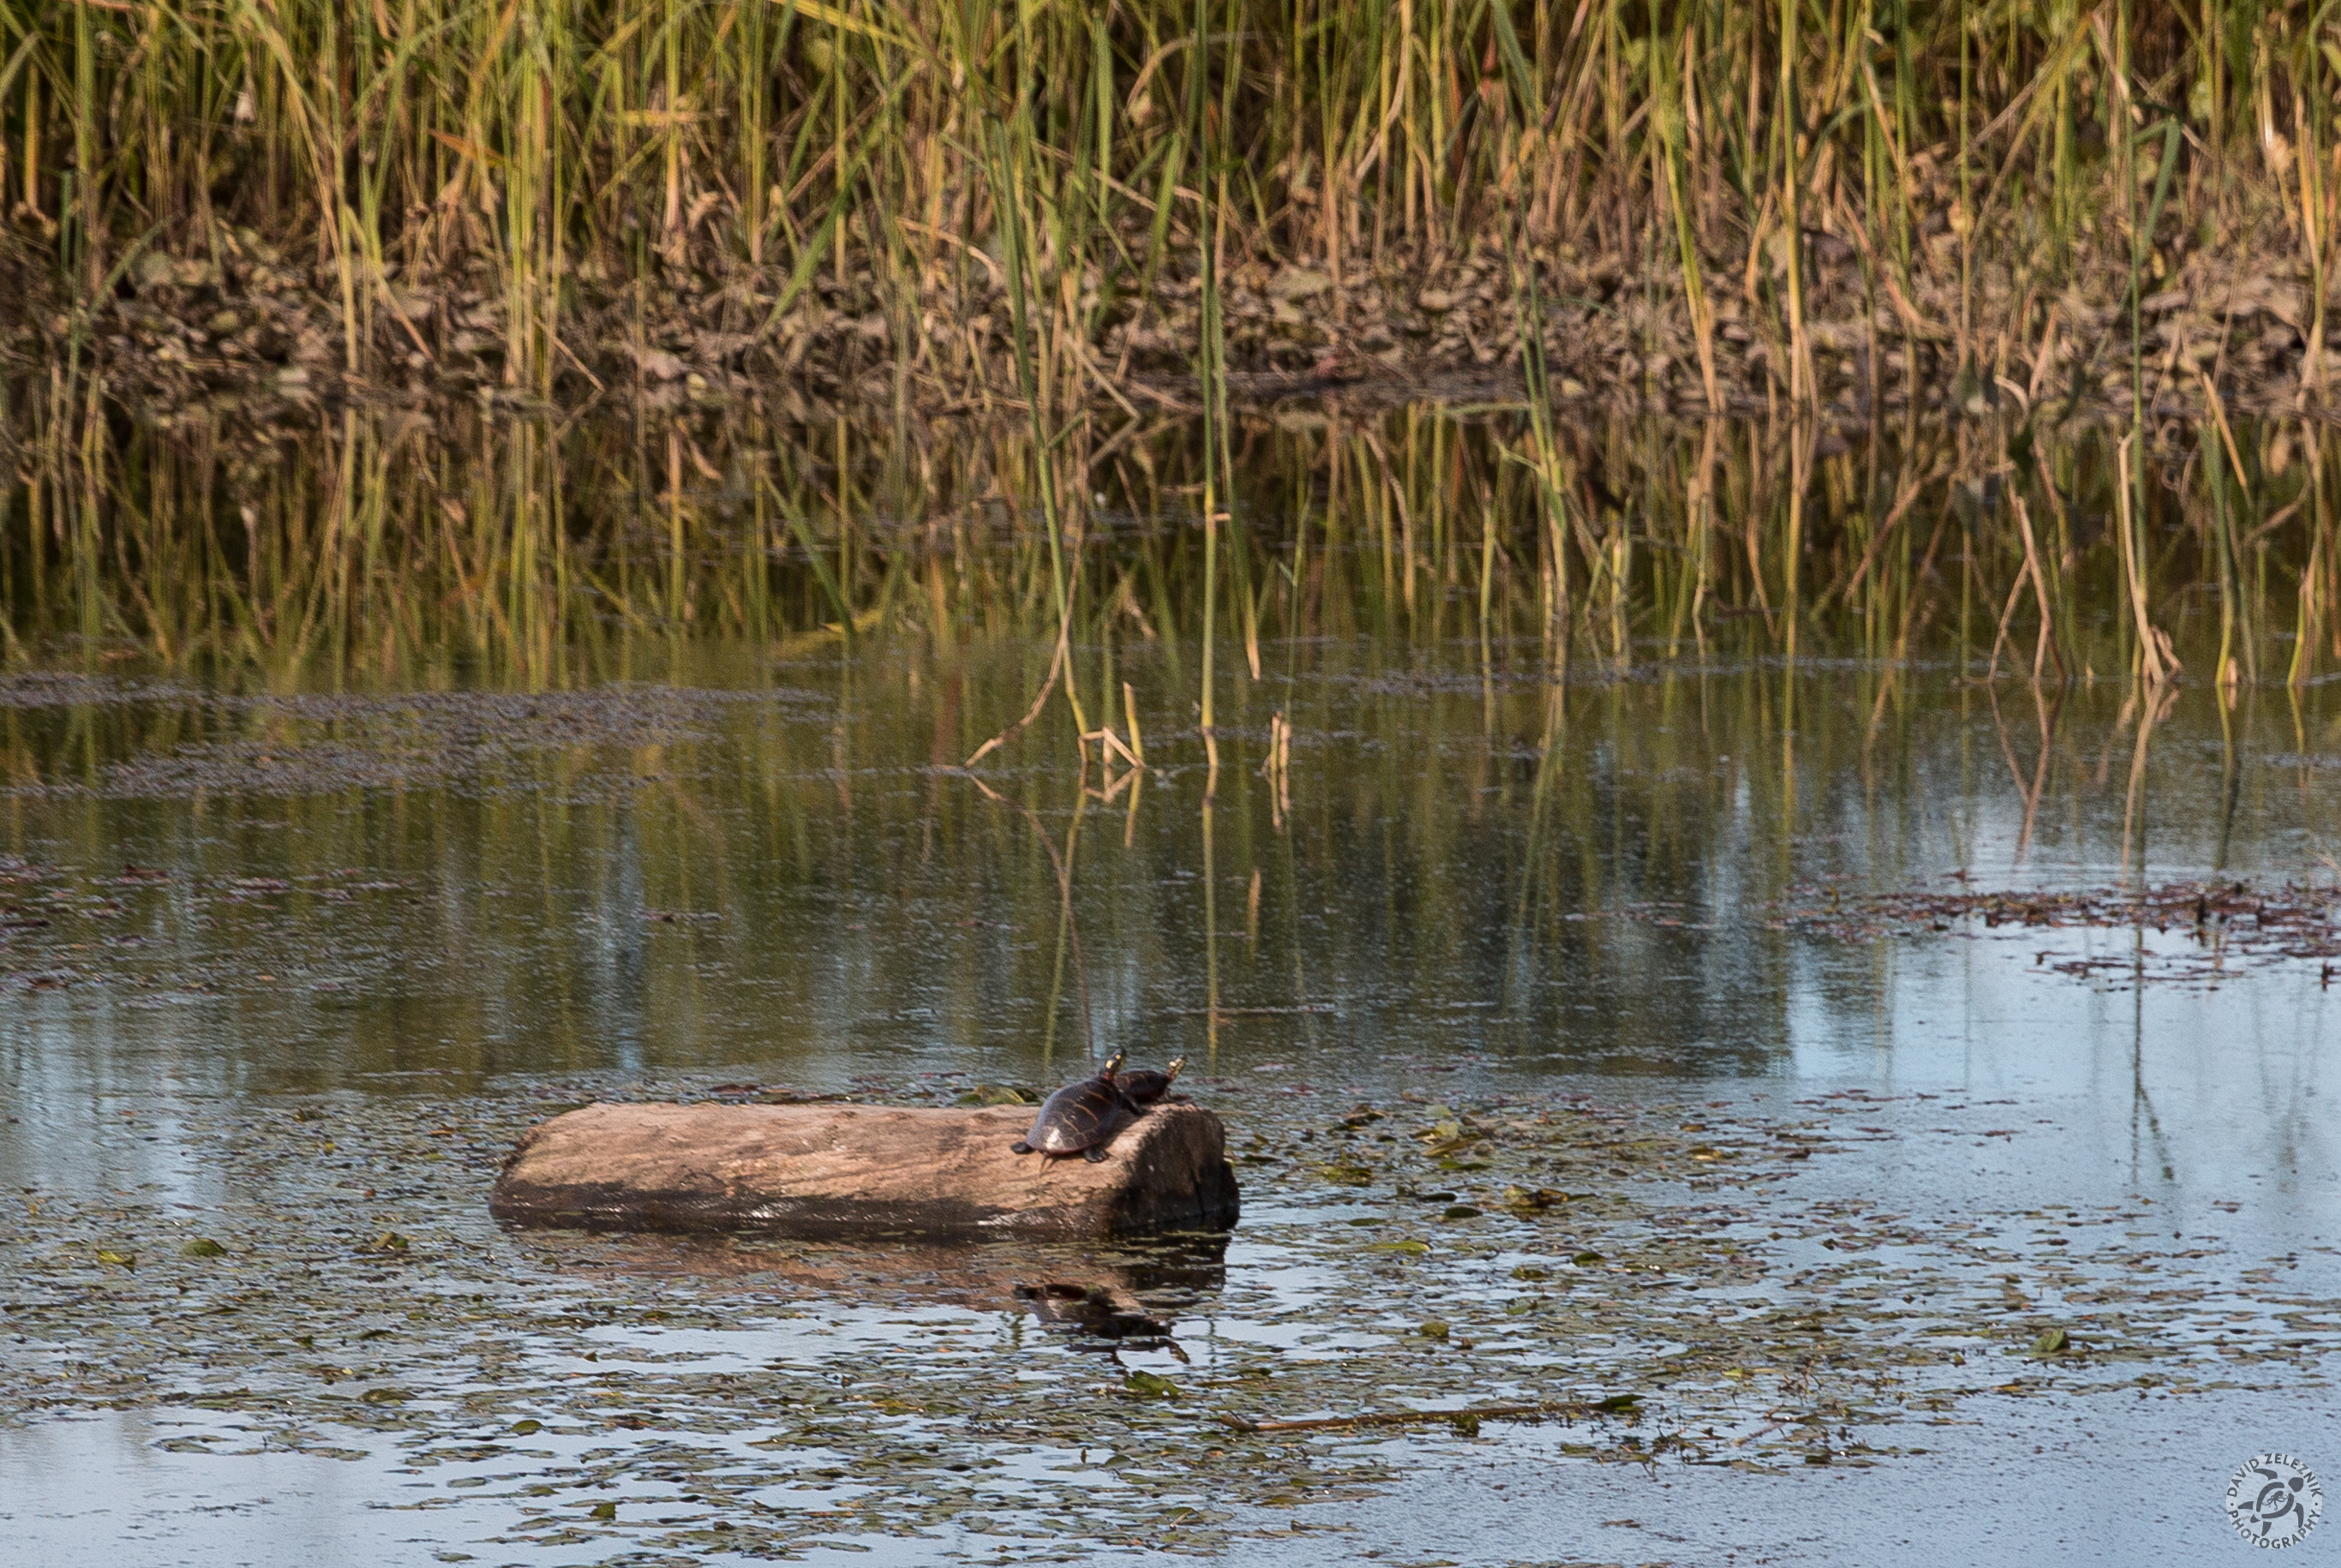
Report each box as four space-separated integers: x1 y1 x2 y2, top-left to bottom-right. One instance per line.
2 0 2336 398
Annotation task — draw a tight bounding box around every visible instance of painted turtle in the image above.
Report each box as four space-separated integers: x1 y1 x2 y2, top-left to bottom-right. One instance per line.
1115 1056 1187 1105
1011 1050 1142 1162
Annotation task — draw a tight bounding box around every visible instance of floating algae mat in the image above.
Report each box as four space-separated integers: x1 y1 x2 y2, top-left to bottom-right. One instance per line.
5 1078 2338 1562
1770 878 2341 987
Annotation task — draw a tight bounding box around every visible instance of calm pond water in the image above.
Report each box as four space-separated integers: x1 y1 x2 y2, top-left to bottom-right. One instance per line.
2 410 2339 1565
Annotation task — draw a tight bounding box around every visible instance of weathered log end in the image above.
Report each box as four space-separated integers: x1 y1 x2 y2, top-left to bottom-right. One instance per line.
489 1101 1240 1240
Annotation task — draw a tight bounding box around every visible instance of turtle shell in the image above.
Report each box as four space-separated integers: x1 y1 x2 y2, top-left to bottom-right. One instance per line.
1019 1051 1137 1157
1115 1056 1186 1105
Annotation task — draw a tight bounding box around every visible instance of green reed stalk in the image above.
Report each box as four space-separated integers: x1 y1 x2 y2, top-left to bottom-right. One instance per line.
1778 0 1809 401
1653 22 1719 413
1190 0 1224 787
2294 422 2328 686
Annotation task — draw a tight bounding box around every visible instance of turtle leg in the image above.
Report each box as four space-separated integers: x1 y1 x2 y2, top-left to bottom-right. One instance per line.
1082 1145 1111 1164
1010 1140 1033 1154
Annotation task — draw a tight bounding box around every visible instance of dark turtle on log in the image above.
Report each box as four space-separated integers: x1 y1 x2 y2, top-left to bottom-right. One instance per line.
1011 1050 1141 1163
1115 1056 1188 1105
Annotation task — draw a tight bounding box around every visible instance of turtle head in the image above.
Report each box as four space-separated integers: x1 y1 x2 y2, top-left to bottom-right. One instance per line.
1163 1056 1187 1082
1099 1049 1127 1080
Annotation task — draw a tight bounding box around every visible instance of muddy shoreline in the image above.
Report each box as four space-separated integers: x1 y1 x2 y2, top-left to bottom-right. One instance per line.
7 226 2332 429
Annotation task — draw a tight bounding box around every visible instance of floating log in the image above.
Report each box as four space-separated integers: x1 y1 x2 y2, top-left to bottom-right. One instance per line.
489 1101 1239 1239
